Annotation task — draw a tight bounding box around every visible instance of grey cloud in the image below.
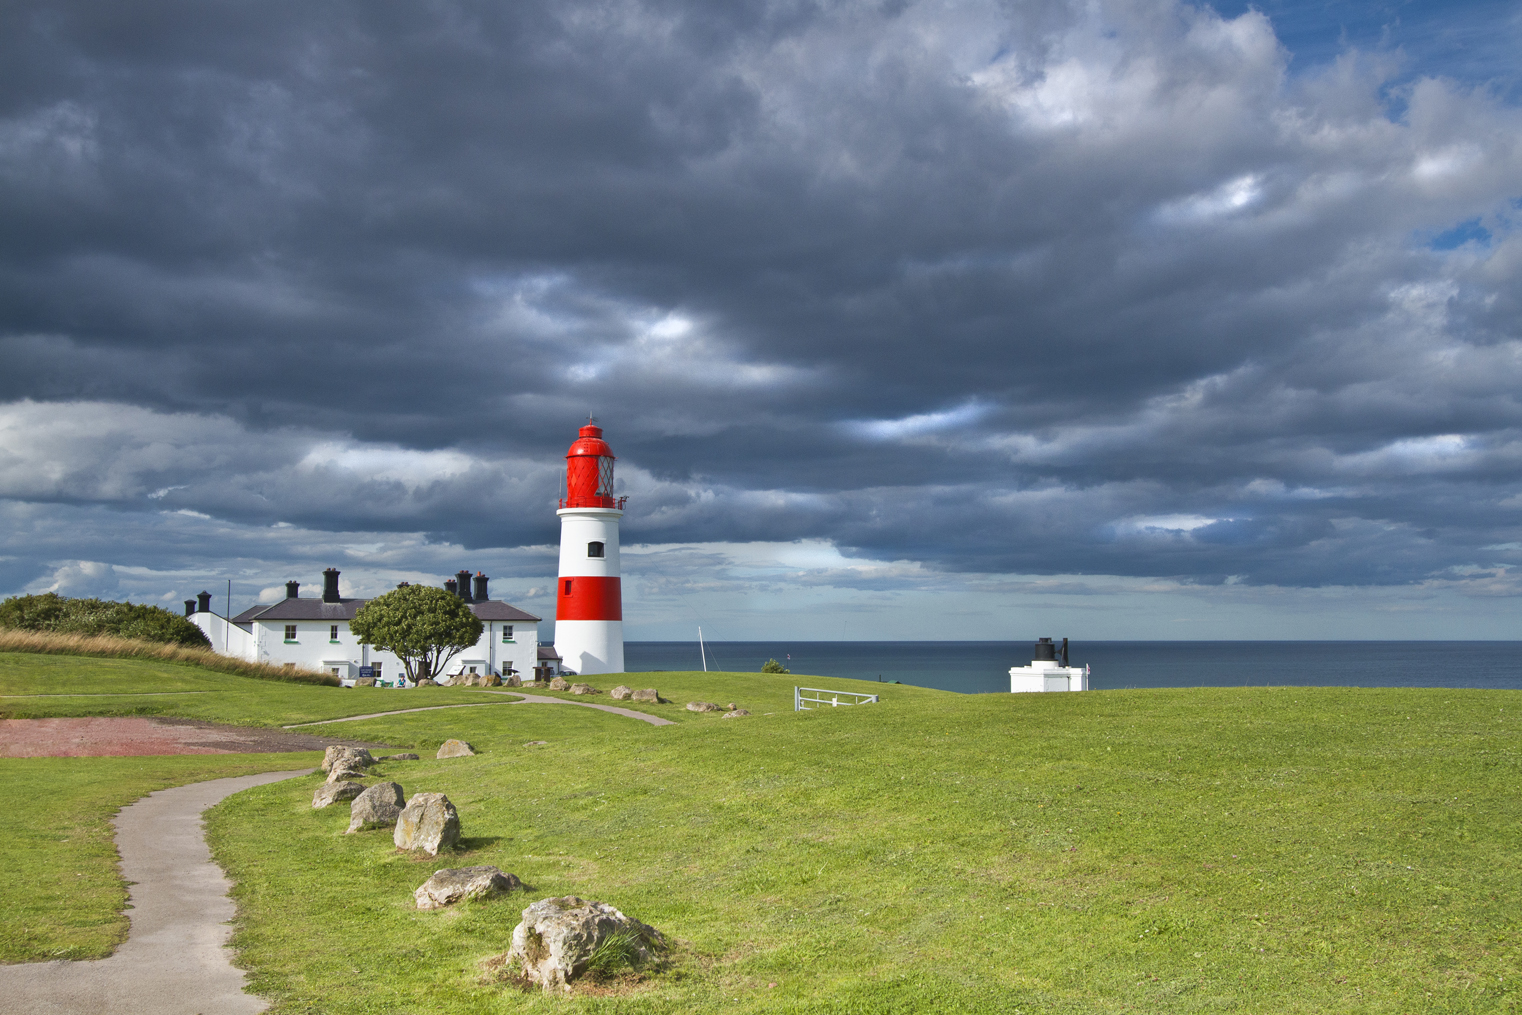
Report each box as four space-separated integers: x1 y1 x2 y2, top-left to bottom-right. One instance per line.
1 0 1520 598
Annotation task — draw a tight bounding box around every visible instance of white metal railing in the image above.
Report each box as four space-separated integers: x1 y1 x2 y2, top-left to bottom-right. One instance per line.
794 686 879 711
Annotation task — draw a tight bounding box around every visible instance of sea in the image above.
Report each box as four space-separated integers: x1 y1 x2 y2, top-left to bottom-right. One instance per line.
623 641 1522 695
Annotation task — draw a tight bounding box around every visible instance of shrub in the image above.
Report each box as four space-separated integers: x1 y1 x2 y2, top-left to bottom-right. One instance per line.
0 593 211 647
761 658 790 674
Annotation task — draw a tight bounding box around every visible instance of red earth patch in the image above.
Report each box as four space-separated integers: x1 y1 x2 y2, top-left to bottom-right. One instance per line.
0 717 384 757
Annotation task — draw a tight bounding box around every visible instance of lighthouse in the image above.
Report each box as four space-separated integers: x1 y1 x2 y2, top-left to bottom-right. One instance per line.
553 421 626 675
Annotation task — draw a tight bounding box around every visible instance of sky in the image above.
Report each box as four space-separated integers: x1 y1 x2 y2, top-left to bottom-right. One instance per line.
2 0 1520 641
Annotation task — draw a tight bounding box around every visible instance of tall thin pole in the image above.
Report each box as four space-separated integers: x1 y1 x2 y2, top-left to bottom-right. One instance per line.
699 627 707 672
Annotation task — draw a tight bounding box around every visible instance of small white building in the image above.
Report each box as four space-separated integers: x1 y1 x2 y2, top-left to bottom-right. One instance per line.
1010 637 1090 693
188 568 547 685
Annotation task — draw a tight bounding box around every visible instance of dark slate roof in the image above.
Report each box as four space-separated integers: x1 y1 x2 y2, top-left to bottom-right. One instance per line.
538 645 562 660
239 598 366 621
235 597 541 624
470 601 541 622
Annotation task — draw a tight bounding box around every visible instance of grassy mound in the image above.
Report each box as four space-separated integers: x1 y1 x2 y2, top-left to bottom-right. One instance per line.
0 592 211 647
0 629 338 685
204 679 1520 1014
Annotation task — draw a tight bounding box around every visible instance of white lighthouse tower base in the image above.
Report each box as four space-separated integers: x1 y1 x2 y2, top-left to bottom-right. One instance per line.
554 619 625 676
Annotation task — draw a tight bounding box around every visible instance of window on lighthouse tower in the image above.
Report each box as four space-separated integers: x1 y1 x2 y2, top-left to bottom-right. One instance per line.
597 456 615 498
587 541 604 558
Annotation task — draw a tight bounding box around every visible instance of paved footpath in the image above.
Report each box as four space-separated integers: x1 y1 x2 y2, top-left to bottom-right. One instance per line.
283 690 675 728
0 769 311 1015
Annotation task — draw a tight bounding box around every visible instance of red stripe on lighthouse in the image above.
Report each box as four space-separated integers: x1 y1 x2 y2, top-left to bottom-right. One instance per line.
556 576 622 621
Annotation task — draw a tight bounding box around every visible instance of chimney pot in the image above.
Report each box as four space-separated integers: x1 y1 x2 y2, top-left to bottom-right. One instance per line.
473 573 490 601
322 568 341 604
444 579 458 595
196 591 212 614
455 569 473 601
184 599 196 617
285 580 300 599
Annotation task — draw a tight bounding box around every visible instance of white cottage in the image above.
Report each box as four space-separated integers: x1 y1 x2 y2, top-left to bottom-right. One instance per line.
188 568 549 685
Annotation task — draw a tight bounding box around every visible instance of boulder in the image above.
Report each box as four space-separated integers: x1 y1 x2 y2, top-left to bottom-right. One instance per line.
722 709 751 718
322 745 375 772
415 678 438 687
356 677 376 687
548 676 570 691
326 763 368 784
569 682 596 695
686 701 722 713
312 780 365 809
504 674 522 687
414 865 523 910
394 792 460 855
346 781 405 834
631 688 659 703
436 739 475 759
609 685 632 700
484 673 503 687
524 740 548 746
506 896 664 992
390 753 421 761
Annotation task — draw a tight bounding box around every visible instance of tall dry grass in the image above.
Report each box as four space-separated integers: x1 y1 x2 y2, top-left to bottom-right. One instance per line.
0 629 340 686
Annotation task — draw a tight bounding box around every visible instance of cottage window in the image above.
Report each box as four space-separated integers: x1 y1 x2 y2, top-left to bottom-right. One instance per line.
284 625 297 642
587 540 604 558
329 624 340 641
502 625 514 643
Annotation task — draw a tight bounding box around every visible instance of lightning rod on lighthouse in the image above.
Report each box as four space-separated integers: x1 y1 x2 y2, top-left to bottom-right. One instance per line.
553 420 626 675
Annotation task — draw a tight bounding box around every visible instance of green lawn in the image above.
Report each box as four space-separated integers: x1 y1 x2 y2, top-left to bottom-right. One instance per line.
5 649 1520 1011
205 682 1522 1014
513 669 936 723
0 651 528 726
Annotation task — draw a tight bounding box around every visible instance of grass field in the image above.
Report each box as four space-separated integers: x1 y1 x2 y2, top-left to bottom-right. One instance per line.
3 649 1520 1012
0 651 528 725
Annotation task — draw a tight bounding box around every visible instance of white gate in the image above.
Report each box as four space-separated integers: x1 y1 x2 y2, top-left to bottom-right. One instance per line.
794 686 879 711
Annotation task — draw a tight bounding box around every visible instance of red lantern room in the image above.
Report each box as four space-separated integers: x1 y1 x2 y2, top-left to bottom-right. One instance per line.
560 422 627 509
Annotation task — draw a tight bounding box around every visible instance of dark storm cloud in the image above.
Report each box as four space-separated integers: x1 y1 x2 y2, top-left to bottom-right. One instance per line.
2 0 1520 595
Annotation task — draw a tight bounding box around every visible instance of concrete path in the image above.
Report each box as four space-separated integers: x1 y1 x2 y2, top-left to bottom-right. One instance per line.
283 691 675 728
0 769 311 1015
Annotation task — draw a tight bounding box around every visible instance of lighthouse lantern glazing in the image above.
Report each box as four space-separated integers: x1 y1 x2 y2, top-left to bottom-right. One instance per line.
554 423 626 675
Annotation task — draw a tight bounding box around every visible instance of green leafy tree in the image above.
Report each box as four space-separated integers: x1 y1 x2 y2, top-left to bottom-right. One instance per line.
349 585 483 683
0 593 210 647
761 658 789 674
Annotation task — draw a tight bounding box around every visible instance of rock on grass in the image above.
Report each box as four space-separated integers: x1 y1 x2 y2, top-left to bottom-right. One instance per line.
394 792 460 855
346 782 405 834
414 866 522 910
321 746 374 772
505 895 665 992
436 739 474 758
312 781 365 809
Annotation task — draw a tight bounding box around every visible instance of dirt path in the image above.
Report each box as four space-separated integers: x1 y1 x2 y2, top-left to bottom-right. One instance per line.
282 691 676 727
0 769 310 1015
0 716 386 757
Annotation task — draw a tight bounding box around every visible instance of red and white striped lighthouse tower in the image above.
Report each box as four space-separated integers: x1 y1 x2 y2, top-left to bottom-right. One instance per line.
553 420 626 675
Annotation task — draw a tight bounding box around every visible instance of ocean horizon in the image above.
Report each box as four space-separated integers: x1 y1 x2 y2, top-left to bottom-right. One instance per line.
623 640 1522 695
